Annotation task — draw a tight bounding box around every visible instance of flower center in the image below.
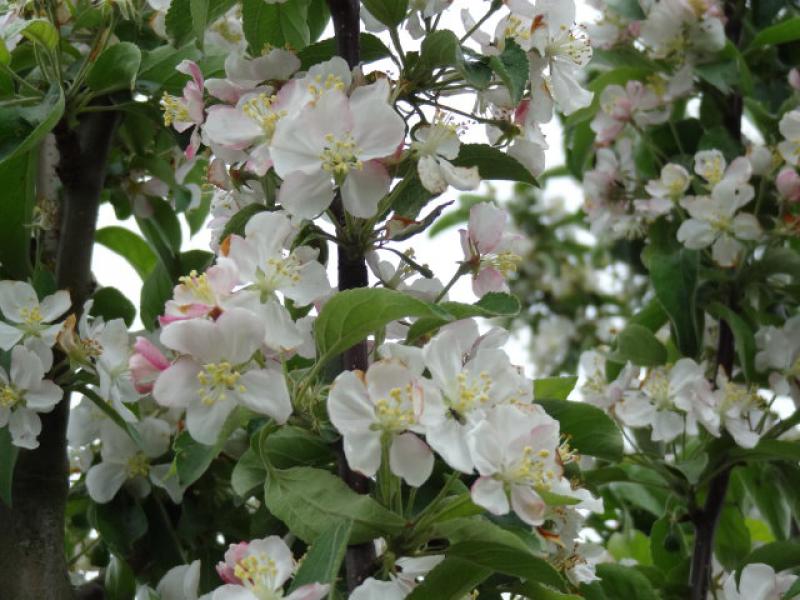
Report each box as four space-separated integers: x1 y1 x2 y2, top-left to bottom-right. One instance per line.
719 381 760 413
126 453 150 478
307 73 346 98
0 385 21 409
210 19 242 44
233 554 281 599
161 93 189 127
699 156 725 185
257 253 303 293
319 133 363 177
374 384 417 431
450 371 492 416
481 251 522 277
643 369 672 409
178 270 216 305
507 445 557 489
504 15 534 42
197 362 245 405
243 93 287 138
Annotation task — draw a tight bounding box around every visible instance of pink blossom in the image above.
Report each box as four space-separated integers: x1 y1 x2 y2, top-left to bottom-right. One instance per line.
216 542 249 584
790 68 800 91
777 167 800 203
161 60 206 159
129 337 169 394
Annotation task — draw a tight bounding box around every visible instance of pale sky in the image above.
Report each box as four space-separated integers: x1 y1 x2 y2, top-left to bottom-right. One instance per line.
92 0 597 376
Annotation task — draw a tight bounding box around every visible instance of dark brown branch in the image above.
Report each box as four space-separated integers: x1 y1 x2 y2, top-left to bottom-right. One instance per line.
0 107 120 600
325 0 377 591
688 4 744 596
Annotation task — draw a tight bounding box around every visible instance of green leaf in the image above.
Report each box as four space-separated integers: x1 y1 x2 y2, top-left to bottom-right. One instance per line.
297 33 391 70
231 448 266 497
715 505 751 570
306 0 330 42
608 530 652 566
451 144 537 185
488 39 529 104
105 555 136 600
435 516 540 554
416 29 463 73
263 466 406 544
406 557 491 599
516 582 583 600
0 85 64 165
647 247 701 358
594 564 659 600
744 541 800 573
219 203 268 243
174 408 246 487
405 292 521 343
609 323 667 367
90 287 136 327
315 287 446 360
288 519 352 593
0 151 35 279
242 0 311 53
738 465 790 541
95 226 158 280
140 262 172 330
749 17 800 48
446 541 566 590
190 0 210 47
606 0 645 19
166 0 236 47
87 42 142 93
732 439 800 463
0 427 18 506
650 517 687 573
782 579 800 600
534 377 578 401
137 199 183 277
537 399 624 461
257 425 334 470
361 0 408 27
87 495 148 556
706 302 756 382
21 19 59 50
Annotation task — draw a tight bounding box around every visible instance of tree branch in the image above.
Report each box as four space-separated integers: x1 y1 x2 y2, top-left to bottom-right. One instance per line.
0 106 120 600
325 0 377 591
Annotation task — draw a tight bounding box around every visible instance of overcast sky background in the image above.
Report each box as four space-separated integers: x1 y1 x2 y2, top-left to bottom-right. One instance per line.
92 0 599 376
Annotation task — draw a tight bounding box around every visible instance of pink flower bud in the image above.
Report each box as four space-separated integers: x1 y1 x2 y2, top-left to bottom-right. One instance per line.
216 542 249 584
777 167 800 203
129 337 170 394
790 68 800 91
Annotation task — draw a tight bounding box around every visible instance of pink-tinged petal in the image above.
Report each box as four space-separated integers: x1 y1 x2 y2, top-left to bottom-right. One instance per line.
217 542 249 584
389 433 434 487
470 476 509 515
153 358 201 409
237 369 293 424
205 78 243 103
510 485 547 526
473 267 507 297
777 168 800 202
177 59 204 90
245 536 295 589
469 203 506 254
278 170 335 219
86 462 128 504
285 583 330 600
133 337 170 370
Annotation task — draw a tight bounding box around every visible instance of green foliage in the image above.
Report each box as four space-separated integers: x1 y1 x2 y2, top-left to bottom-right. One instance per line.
94 226 158 280
87 43 142 94
0 152 35 280
488 39 529 104
298 33 391 70
242 0 312 53
534 377 578 401
537 399 624 461
90 287 136 327
105 555 136 600
609 323 668 367
288 519 352 593
0 85 64 165
451 144 538 186
361 0 408 27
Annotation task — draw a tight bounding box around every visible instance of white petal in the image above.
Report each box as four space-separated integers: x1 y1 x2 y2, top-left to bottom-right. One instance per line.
150 464 185 505
440 160 480 191
0 322 23 350
343 430 382 478
186 396 237 444
237 369 293 424
23 380 62 412
677 219 717 249
39 290 71 321
712 235 744 268
9 408 42 449
86 462 128 503
389 433 434 487
417 155 447 194
0 280 37 322
341 160 390 219
328 371 375 434
470 476 509 515
510 485 547 526
153 358 201 409
278 170 336 219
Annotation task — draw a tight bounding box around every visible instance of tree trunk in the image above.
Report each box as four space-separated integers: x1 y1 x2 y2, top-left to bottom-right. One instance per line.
0 108 119 599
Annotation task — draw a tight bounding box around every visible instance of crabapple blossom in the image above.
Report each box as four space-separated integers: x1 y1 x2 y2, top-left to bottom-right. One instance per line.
712 373 764 449
777 167 800 203
639 0 725 60
154 308 292 443
721 563 799 600
460 203 523 297
467 403 575 526
214 536 329 600
677 179 762 267
161 60 205 159
755 316 800 403
0 345 62 449
94 318 139 418
422 319 532 472
779 109 800 166
577 350 638 412
412 122 479 194
129 336 170 394
634 163 692 218
270 81 405 218
204 49 300 104
0 279 70 366
591 80 669 146
349 578 407 600
327 360 443 486
85 417 182 503
150 560 210 600
694 150 752 187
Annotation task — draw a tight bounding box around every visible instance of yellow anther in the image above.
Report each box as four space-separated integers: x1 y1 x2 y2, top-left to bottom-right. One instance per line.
307 73 346 99
210 19 243 44
178 270 216 304
482 251 522 277
0 385 21 409
242 93 287 138
643 368 672 409
161 93 189 127
233 553 278 590
507 445 557 489
374 384 417 431
450 371 493 416
19 306 43 327
197 362 242 406
126 453 150 478
319 133 363 176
